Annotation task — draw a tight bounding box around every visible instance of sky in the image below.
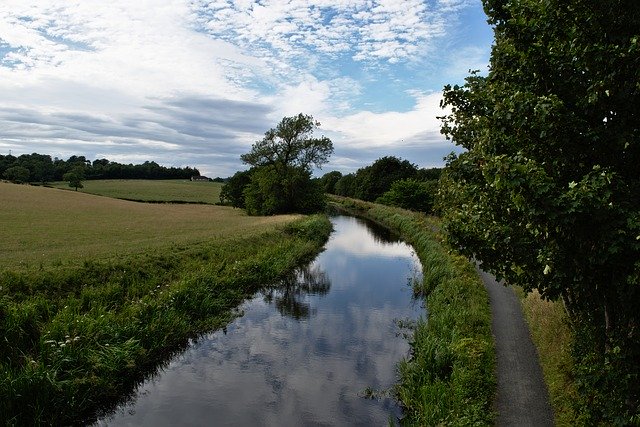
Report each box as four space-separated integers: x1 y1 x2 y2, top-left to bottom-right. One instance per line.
0 0 493 178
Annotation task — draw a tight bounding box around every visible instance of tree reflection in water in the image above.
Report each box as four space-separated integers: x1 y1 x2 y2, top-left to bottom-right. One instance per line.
262 265 331 319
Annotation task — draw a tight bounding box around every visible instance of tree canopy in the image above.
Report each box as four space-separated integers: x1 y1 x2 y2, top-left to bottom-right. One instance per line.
241 113 333 172
0 153 199 183
439 0 639 422
226 114 333 215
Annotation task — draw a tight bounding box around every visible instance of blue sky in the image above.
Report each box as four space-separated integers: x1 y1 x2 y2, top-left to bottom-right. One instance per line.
0 0 493 177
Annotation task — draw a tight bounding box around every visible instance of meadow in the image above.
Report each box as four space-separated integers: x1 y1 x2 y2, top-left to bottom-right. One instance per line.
49 179 223 204
1 182 331 424
1 182 274 270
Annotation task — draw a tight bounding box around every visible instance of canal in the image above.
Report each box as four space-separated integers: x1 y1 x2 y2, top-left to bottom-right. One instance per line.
101 215 423 426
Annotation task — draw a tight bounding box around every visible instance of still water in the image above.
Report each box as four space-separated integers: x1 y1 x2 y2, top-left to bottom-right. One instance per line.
102 215 423 426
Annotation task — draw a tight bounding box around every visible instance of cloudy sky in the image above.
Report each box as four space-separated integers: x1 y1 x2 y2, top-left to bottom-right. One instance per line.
0 0 493 177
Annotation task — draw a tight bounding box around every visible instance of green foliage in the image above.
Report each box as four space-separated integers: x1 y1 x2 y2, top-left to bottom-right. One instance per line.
239 114 333 215
353 156 418 201
334 173 356 197
331 196 495 425
3 165 31 184
219 169 253 208
439 0 640 423
333 157 441 205
0 153 198 182
319 170 342 194
244 165 325 215
376 179 437 213
0 215 332 424
63 166 85 191
241 113 333 171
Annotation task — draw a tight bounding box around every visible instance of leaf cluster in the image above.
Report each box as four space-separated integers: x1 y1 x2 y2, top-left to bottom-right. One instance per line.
439 0 640 422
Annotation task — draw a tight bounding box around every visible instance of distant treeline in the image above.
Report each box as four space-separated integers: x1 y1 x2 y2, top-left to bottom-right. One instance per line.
318 156 442 213
0 153 200 183
221 155 442 215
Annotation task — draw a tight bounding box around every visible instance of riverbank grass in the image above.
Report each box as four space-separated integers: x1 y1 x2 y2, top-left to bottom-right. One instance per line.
330 196 496 425
1 182 331 425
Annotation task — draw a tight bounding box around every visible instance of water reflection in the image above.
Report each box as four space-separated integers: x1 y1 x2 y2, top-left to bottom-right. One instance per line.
263 266 331 319
102 216 422 426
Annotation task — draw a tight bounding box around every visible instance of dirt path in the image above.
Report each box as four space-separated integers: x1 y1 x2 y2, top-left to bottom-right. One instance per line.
477 267 555 426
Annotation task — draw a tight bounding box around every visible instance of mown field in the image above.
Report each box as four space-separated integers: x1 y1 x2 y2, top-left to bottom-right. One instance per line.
1 182 270 270
1 182 331 424
49 179 223 204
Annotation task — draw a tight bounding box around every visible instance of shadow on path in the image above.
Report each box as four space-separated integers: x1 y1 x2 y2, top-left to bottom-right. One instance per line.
476 267 555 427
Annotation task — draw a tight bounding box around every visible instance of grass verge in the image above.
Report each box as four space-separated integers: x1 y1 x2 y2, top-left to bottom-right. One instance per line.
330 196 496 426
515 288 578 426
1 200 331 424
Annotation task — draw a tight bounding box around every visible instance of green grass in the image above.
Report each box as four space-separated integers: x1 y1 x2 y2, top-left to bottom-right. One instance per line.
515 288 578 426
330 196 496 426
1 182 292 270
0 182 332 425
49 179 223 204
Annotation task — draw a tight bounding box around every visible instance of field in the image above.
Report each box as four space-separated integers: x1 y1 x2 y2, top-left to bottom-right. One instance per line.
49 179 223 204
1 182 332 424
1 182 289 270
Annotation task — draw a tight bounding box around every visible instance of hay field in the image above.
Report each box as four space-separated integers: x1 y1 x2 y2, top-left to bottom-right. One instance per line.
50 179 223 204
1 182 296 269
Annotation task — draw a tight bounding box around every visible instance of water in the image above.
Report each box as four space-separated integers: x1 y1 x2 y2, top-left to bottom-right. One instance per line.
101 215 423 426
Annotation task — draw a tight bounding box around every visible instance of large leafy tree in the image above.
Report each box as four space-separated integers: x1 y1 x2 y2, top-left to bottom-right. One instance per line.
239 114 333 215
241 113 333 171
352 156 417 201
439 0 639 422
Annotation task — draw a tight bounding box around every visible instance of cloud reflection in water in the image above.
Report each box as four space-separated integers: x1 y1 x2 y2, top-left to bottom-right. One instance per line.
104 216 423 426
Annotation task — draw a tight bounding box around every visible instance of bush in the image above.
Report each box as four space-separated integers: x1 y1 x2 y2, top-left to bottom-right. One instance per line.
376 179 437 213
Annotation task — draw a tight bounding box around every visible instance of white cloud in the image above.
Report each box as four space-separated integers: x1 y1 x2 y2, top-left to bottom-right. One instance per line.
193 0 459 66
321 91 449 149
0 0 482 176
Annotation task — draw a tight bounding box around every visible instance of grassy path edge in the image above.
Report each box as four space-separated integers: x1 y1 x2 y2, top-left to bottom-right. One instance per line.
330 196 496 425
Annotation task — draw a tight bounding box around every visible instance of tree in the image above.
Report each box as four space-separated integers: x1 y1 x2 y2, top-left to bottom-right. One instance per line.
376 179 437 213
240 114 333 215
63 166 85 191
439 0 640 422
319 170 342 194
3 166 30 183
352 156 417 201
334 173 356 197
241 113 333 171
219 169 253 208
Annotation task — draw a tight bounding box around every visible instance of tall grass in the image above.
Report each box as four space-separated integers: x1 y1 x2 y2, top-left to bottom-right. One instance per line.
0 214 332 425
330 196 495 425
516 288 578 426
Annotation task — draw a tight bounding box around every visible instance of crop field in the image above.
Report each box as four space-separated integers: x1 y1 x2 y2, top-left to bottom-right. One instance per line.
49 179 223 204
0 182 293 269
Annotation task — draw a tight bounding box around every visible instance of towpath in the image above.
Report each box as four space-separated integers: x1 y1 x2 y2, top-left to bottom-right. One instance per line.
476 267 555 427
